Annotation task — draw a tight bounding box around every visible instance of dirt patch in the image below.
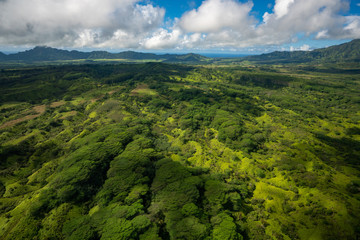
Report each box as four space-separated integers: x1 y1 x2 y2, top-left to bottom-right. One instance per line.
0 105 46 129
91 98 101 103
50 101 66 108
90 95 105 103
130 84 157 96
108 86 124 95
60 111 78 119
33 105 46 114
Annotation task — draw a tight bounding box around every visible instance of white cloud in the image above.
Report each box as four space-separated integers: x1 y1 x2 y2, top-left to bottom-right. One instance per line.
342 16 360 38
316 30 329 39
0 0 165 48
259 0 349 39
141 28 182 49
179 0 254 33
273 0 294 18
0 0 359 50
176 0 359 49
290 44 310 51
262 12 271 24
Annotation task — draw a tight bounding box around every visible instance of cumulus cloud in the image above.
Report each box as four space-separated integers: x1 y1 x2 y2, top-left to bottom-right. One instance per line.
174 0 360 49
179 0 254 33
0 0 359 50
273 0 294 18
141 28 182 49
0 0 165 48
255 0 349 45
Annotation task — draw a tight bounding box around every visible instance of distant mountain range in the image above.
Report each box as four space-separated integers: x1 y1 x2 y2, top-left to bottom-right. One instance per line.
245 39 360 64
0 46 209 63
0 39 359 64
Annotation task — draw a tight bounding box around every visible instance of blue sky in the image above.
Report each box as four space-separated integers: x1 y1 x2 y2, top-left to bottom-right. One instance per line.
0 0 359 54
153 0 274 19
153 0 360 19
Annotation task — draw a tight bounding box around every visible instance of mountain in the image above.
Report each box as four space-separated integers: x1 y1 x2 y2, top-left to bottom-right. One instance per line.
245 39 360 63
0 46 209 63
6 46 89 61
311 39 360 61
0 52 6 61
1 40 359 64
163 53 209 63
113 51 161 60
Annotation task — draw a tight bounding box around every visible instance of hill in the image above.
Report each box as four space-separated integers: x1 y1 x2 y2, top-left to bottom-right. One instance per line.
0 62 359 239
245 39 360 63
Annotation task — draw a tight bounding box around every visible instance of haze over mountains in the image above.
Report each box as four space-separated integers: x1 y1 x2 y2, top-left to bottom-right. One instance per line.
0 39 359 64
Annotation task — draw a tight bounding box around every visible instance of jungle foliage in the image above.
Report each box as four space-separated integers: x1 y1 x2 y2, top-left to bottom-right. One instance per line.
0 62 359 240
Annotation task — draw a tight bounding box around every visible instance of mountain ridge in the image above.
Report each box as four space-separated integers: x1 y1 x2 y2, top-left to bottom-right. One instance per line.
245 39 360 63
0 46 209 63
0 39 359 64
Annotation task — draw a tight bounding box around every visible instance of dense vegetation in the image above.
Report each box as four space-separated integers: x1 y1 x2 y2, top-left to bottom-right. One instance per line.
0 61 359 239
244 39 360 64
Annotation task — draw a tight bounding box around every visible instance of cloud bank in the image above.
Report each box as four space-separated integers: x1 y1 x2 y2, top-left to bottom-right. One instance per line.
0 0 165 48
0 0 359 50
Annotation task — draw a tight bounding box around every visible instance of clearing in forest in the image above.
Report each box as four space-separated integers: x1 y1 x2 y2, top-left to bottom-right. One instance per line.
0 105 46 129
130 84 158 96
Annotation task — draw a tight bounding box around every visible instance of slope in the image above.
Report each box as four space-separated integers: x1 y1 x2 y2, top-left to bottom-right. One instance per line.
245 39 360 63
0 63 359 240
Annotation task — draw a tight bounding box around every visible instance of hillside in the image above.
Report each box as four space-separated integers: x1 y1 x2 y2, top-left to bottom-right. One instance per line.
245 39 360 63
0 62 359 239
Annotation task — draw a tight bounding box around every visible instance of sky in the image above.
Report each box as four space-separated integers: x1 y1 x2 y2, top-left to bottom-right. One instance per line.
0 0 359 54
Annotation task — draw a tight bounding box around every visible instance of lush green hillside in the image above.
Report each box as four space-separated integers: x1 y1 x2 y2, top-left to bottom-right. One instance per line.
245 39 360 64
0 63 359 239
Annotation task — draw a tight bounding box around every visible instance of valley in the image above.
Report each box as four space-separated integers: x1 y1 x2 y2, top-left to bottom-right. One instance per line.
0 59 359 239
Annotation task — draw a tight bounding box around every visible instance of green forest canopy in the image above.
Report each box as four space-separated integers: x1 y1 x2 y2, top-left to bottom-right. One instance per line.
0 62 359 239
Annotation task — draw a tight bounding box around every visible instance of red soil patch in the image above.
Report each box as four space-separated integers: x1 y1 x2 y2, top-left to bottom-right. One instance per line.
50 101 66 108
0 105 46 129
130 84 149 96
33 105 46 114
91 95 105 103
60 111 78 119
